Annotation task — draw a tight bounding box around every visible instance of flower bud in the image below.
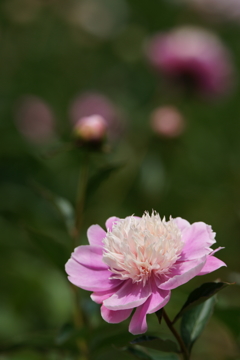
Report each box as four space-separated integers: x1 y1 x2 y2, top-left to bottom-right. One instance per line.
74 115 107 143
14 95 55 144
150 106 185 138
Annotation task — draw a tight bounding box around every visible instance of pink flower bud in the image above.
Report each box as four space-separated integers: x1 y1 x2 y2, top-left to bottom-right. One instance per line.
150 106 185 138
74 115 107 142
69 92 124 139
14 95 55 144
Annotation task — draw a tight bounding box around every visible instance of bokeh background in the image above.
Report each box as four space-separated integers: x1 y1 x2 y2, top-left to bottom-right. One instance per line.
1 0 240 359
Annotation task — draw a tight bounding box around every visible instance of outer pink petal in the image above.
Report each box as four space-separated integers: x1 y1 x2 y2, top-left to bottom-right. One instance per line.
128 298 150 335
198 255 226 276
72 245 107 269
180 222 216 260
147 277 171 314
174 217 190 232
87 225 106 247
90 284 122 304
65 258 121 291
103 279 151 310
105 217 120 231
157 257 206 290
101 304 132 324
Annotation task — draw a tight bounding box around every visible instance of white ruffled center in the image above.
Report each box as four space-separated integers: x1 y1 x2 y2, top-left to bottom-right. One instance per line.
102 212 184 286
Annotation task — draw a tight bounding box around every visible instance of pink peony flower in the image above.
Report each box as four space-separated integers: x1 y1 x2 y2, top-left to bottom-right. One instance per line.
146 27 234 97
65 212 226 335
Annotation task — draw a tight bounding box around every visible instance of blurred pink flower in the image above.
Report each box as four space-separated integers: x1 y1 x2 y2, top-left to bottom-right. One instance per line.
74 115 107 142
14 95 55 144
69 92 123 139
182 0 240 24
150 106 185 138
66 212 226 335
146 27 234 97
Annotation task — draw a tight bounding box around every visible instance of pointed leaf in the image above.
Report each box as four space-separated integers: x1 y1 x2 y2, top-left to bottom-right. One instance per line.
26 228 69 271
156 308 164 324
131 336 179 353
180 296 216 352
173 282 232 323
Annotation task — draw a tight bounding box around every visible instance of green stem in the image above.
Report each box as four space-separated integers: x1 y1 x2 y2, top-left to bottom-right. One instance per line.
162 309 189 360
72 153 89 247
70 153 90 360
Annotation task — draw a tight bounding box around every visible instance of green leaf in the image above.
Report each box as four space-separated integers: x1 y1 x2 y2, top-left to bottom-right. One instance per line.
31 181 75 233
86 163 123 202
180 296 216 352
131 336 179 353
173 282 232 323
127 346 153 360
26 228 69 271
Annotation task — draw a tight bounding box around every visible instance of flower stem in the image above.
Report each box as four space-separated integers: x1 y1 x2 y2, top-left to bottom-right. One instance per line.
162 309 189 360
72 153 89 247
70 153 90 359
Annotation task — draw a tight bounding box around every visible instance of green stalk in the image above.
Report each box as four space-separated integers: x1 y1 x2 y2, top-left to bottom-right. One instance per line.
162 309 189 360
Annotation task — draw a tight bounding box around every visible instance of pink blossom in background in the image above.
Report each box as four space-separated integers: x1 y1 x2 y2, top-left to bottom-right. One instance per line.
14 95 55 144
150 106 185 138
65 212 226 335
179 0 240 24
69 92 123 139
74 115 107 142
146 27 234 97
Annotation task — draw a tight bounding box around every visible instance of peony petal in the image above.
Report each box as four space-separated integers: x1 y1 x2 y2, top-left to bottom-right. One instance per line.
180 222 216 260
103 279 151 310
174 217 190 232
128 299 150 335
72 245 107 269
105 217 120 232
91 284 122 304
147 277 171 314
65 258 121 291
87 225 106 247
198 255 226 276
101 304 132 324
157 257 206 290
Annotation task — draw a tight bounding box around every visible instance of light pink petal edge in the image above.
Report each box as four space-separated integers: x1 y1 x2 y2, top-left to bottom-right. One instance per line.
105 217 120 232
87 224 106 247
72 245 107 269
101 305 132 324
157 257 206 290
103 279 151 310
198 255 226 276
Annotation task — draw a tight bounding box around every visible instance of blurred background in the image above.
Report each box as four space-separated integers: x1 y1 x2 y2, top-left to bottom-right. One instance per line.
1 0 240 359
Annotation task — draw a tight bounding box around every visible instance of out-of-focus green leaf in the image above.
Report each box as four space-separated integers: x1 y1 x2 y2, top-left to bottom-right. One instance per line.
31 181 75 233
130 336 179 353
86 163 124 202
173 282 232 323
55 323 87 346
26 228 69 272
124 346 180 360
180 296 216 352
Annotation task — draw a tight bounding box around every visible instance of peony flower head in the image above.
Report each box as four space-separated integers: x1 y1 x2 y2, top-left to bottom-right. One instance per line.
65 212 226 335
145 26 234 97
